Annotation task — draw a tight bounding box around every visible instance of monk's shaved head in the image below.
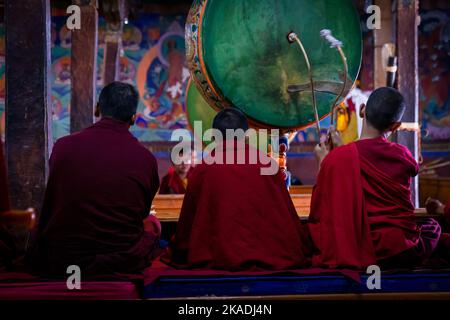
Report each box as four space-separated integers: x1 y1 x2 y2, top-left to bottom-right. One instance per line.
98 82 139 123
365 87 406 132
212 108 249 136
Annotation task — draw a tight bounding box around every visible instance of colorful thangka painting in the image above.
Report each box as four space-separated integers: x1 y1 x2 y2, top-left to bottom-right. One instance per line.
419 6 450 144
51 13 188 142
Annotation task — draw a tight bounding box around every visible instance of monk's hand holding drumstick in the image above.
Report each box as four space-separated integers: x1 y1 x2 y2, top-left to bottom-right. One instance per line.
315 126 343 167
327 125 343 151
314 135 330 167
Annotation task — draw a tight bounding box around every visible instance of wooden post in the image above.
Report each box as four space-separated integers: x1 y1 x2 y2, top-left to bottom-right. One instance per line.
5 0 53 212
103 40 121 85
70 0 98 133
396 0 419 206
101 0 126 85
373 0 393 88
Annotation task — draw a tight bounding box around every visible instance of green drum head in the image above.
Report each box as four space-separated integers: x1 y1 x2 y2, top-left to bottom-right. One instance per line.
186 80 217 144
197 0 362 129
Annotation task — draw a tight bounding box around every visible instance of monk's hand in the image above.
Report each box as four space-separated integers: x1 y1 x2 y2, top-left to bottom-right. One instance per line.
425 197 445 215
314 140 329 166
328 125 343 149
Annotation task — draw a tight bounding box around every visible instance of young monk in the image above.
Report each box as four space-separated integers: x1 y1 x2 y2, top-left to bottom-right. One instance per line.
27 82 161 278
159 146 194 194
309 87 441 269
166 108 310 270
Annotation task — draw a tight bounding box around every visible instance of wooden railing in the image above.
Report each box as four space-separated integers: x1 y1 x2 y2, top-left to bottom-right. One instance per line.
153 185 431 222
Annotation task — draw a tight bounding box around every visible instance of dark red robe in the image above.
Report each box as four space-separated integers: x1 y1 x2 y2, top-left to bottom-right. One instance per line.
159 167 190 194
27 118 160 278
166 142 310 271
0 140 14 270
309 137 440 269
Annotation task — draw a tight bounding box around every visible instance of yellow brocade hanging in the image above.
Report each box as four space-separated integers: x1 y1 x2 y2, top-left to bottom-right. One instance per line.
337 102 359 144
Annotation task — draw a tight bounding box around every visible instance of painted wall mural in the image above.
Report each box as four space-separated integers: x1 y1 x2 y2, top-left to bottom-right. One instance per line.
50 13 188 142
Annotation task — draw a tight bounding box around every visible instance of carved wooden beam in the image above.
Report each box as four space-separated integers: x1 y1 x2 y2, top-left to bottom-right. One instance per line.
101 0 127 85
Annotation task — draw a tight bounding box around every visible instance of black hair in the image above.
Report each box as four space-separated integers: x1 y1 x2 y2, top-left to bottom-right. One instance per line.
365 87 406 132
212 108 249 136
98 81 139 122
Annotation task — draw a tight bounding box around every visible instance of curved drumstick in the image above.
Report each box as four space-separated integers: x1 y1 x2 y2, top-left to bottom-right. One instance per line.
287 32 320 138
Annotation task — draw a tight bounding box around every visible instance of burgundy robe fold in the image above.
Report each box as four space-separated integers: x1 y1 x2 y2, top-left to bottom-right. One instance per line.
309 138 440 269
28 118 160 278
166 142 310 271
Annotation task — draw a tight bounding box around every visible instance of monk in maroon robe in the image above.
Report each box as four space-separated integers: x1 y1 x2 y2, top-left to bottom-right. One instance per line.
159 150 193 194
27 82 161 278
310 87 441 269
166 108 310 270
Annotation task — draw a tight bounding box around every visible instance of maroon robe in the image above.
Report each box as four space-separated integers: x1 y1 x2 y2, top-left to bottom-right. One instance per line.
27 118 160 278
309 137 440 269
0 140 14 270
166 142 310 271
159 167 191 194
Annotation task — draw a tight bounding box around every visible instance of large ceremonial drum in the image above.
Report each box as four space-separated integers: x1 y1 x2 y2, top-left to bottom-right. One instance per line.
186 0 362 130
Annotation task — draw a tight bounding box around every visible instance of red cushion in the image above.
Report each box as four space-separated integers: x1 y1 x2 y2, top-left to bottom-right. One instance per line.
0 272 139 300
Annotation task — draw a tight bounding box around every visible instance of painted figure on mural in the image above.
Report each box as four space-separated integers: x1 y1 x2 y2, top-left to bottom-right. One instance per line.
119 57 137 84
136 21 188 131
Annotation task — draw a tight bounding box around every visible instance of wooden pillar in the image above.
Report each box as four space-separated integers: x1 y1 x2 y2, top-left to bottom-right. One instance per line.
5 0 53 212
396 0 419 206
373 0 394 88
103 40 121 85
101 0 127 85
71 0 98 133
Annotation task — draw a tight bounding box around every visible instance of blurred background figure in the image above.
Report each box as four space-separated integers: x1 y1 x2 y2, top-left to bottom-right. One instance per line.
159 143 195 194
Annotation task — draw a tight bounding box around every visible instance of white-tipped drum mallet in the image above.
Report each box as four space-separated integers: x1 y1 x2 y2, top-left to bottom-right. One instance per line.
320 29 348 127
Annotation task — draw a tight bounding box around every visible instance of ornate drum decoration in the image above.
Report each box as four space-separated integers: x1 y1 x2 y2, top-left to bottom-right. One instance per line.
186 0 362 131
